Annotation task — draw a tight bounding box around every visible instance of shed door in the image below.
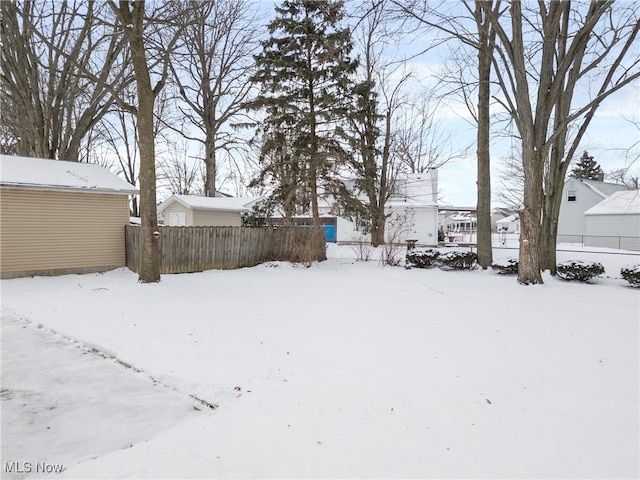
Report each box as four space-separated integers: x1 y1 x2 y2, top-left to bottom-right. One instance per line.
169 212 186 226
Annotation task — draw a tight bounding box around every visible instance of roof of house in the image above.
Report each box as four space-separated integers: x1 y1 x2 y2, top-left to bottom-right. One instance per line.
579 179 628 199
159 194 263 213
0 154 138 194
496 214 519 223
492 207 517 217
584 190 640 215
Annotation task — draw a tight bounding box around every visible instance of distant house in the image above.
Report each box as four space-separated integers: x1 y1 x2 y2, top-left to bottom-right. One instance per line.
496 214 520 233
158 195 264 227
267 171 439 245
320 171 439 246
0 155 138 278
557 178 628 242
584 190 640 251
444 212 476 233
491 207 517 232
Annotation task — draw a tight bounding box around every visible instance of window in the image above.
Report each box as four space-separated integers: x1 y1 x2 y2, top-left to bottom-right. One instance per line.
169 212 186 226
567 190 577 202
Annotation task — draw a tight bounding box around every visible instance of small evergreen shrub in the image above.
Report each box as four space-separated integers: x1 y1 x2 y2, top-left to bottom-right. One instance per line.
437 250 477 270
620 264 640 286
556 260 605 282
492 257 519 275
406 248 440 268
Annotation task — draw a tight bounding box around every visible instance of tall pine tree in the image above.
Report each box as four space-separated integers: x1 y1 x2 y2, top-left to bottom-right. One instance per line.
247 0 359 260
571 151 604 181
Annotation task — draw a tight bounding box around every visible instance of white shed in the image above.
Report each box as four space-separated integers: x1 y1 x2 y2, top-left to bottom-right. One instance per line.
159 195 264 227
584 190 640 251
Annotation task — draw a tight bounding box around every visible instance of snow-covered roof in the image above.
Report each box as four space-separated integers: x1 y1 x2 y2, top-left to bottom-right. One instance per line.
0 155 138 194
580 179 628 199
496 214 519 223
447 212 476 222
159 194 264 213
584 190 640 215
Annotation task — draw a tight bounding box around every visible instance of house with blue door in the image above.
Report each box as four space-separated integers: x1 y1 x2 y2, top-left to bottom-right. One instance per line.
316 170 439 246
259 171 439 246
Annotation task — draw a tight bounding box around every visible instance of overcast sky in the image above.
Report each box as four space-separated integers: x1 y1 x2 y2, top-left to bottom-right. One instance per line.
376 1 640 208
192 1 640 208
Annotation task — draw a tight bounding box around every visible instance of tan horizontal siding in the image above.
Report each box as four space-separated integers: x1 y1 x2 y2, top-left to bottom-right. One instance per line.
193 209 242 227
1 188 129 277
162 202 193 226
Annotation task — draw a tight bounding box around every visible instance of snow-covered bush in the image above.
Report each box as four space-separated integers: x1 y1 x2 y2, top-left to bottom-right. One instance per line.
556 260 604 282
492 257 519 275
620 264 640 286
406 248 440 268
437 250 477 270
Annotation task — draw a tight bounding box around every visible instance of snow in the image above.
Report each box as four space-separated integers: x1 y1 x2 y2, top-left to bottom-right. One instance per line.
1 242 639 478
584 189 640 215
159 195 263 213
0 155 138 194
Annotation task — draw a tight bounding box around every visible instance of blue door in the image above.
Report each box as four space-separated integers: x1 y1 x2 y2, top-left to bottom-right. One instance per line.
324 224 337 243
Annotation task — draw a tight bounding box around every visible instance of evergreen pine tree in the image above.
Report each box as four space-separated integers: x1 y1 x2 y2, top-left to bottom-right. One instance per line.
570 151 605 181
247 0 359 260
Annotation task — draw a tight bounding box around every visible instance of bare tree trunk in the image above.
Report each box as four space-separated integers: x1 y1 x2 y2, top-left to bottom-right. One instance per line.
205 132 217 197
475 0 495 268
518 147 544 284
113 1 160 283
370 208 385 247
539 142 566 273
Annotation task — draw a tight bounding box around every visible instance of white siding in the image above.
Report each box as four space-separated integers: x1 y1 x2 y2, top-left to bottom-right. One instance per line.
585 214 640 251
558 178 606 236
331 205 438 246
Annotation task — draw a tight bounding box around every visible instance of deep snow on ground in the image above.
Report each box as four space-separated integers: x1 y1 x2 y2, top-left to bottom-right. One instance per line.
1 243 639 479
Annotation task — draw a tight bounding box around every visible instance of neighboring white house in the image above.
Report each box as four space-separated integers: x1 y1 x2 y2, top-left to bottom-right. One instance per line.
557 177 628 241
583 190 640 251
496 214 520 233
444 212 476 233
491 207 517 232
317 170 439 246
158 195 264 227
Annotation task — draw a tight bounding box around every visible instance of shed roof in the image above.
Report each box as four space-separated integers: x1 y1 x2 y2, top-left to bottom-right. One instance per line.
159 194 263 213
0 155 138 194
584 190 640 215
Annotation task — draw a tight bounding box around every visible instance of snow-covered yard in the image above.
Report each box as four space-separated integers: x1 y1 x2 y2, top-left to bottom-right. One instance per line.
1 243 639 479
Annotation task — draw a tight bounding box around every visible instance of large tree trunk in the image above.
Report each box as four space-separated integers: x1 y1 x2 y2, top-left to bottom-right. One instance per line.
475 1 494 268
517 147 544 284
204 131 216 197
539 149 566 273
120 1 160 283
308 158 326 261
370 206 385 247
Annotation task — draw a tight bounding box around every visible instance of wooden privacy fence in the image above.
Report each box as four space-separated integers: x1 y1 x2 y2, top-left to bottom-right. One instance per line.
125 225 325 274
